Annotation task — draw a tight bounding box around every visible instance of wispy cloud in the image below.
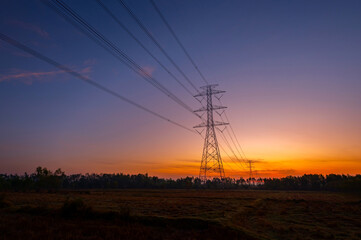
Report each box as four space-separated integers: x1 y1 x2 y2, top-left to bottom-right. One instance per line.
0 70 64 85
0 65 92 85
80 66 92 74
175 158 200 163
138 66 155 78
9 20 49 38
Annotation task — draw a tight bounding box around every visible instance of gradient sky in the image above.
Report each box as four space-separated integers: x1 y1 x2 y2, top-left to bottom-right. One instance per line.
1 0 361 178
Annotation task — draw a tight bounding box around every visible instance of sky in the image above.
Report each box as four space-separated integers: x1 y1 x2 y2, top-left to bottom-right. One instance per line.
0 0 361 178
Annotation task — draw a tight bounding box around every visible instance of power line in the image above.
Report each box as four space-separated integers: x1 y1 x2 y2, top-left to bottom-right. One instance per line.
218 143 245 174
219 129 255 181
217 98 256 181
95 0 196 98
220 157 237 175
220 115 247 162
218 129 247 169
118 0 200 93
46 0 200 119
0 32 195 133
224 112 249 159
149 0 208 85
49 0 194 115
219 99 249 160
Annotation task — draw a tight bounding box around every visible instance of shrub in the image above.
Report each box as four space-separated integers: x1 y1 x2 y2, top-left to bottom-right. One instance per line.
0 193 11 208
118 204 131 220
60 197 92 217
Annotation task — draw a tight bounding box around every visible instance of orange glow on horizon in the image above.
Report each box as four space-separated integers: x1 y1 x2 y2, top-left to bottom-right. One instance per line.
45 153 360 179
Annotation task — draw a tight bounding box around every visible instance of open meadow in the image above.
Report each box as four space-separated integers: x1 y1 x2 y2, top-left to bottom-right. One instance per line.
0 190 360 239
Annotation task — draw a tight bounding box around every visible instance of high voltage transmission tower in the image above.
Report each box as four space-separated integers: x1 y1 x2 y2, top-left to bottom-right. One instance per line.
248 159 255 185
194 84 228 180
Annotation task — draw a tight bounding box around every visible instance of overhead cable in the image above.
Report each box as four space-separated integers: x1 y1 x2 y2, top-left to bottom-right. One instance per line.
0 32 195 133
96 0 196 98
149 0 208 85
46 0 200 119
118 0 200 92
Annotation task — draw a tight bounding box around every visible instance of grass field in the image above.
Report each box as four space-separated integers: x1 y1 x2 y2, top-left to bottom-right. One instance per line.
1 190 360 239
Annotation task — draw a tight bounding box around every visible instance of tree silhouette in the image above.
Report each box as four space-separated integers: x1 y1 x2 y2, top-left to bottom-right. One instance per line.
0 167 360 192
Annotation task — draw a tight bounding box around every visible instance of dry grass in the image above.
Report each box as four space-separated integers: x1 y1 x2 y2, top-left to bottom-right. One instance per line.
0 190 360 239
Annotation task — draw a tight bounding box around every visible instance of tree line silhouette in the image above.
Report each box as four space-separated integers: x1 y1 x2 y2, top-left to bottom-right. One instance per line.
0 167 360 192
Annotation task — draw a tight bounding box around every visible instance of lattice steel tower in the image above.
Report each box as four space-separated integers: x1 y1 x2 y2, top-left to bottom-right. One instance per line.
194 84 228 180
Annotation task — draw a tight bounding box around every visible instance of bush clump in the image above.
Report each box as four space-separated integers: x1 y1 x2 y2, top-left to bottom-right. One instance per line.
61 197 92 217
0 193 11 208
118 204 131 220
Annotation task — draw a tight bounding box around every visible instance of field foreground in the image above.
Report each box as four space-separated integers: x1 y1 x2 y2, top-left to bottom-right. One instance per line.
0 190 360 239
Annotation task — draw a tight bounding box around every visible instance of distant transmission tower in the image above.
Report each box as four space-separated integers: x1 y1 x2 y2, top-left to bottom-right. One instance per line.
194 84 228 181
248 159 254 186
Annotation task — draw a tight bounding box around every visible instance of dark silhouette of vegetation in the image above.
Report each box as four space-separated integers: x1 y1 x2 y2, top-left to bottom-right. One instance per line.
0 167 65 192
0 193 11 208
0 167 360 192
61 197 92 218
261 174 361 192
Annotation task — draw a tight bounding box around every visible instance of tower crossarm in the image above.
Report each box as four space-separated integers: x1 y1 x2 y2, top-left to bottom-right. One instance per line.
194 90 225 97
193 121 229 128
194 105 227 112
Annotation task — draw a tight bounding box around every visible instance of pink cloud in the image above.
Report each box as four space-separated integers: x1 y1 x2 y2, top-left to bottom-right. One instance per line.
80 67 92 74
10 20 49 38
78 66 92 79
0 66 92 85
138 66 155 78
0 70 64 85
